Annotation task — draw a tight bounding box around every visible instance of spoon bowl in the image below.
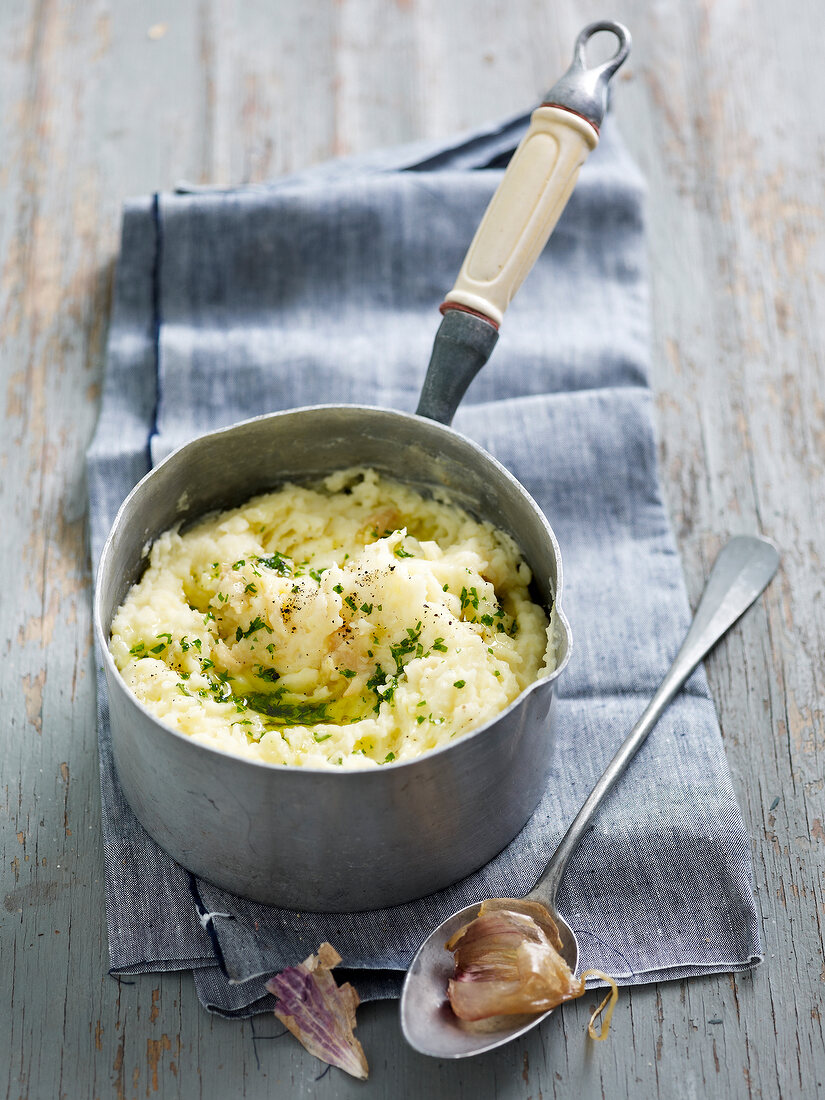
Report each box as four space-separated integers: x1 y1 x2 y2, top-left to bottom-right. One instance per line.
400 901 579 1058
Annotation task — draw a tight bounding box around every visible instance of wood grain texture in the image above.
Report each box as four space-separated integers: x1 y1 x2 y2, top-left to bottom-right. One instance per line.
1 1 822 1097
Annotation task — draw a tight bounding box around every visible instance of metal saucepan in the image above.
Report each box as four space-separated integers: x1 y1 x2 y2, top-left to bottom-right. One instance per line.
94 23 630 911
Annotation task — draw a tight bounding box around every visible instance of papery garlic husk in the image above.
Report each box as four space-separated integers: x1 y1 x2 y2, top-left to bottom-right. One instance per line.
446 898 585 1021
265 942 368 1079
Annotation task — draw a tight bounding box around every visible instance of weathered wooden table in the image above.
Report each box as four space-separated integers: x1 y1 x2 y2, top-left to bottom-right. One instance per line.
2 2 823 1097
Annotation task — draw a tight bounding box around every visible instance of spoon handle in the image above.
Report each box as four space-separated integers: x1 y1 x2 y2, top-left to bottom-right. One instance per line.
528 535 779 907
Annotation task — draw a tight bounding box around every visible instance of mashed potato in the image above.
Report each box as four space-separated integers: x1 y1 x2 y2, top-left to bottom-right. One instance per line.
109 468 556 769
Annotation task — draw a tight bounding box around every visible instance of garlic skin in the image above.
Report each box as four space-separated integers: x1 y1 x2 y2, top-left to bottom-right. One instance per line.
446 898 584 1021
265 943 369 1080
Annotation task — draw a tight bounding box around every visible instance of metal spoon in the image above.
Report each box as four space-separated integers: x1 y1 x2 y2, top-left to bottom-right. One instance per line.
400 535 780 1058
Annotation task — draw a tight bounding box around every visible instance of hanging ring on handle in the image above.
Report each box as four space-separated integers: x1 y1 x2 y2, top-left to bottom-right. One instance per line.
543 20 632 132
573 21 631 78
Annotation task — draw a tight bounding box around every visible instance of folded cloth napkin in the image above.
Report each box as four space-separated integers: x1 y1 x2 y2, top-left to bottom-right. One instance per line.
88 110 762 1017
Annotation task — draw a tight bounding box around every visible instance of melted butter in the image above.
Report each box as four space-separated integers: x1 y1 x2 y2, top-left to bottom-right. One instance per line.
232 680 372 729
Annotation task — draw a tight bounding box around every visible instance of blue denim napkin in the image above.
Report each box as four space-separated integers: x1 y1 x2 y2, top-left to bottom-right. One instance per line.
88 111 762 1016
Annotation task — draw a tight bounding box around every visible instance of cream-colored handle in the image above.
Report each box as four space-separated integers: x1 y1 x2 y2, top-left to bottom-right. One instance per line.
443 106 598 326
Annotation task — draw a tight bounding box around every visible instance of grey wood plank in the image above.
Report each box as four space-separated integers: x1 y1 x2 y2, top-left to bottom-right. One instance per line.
612 1 825 1097
1 0 823 1097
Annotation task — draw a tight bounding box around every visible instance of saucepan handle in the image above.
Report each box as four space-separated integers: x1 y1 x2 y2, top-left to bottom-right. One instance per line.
443 107 597 326
416 21 631 425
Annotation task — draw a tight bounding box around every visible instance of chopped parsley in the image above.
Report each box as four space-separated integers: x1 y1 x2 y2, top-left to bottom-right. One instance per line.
459 586 479 613
453 680 466 689
367 667 398 711
255 665 280 683
389 623 423 673
257 552 292 576
235 616 271 642
210 679 232 702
